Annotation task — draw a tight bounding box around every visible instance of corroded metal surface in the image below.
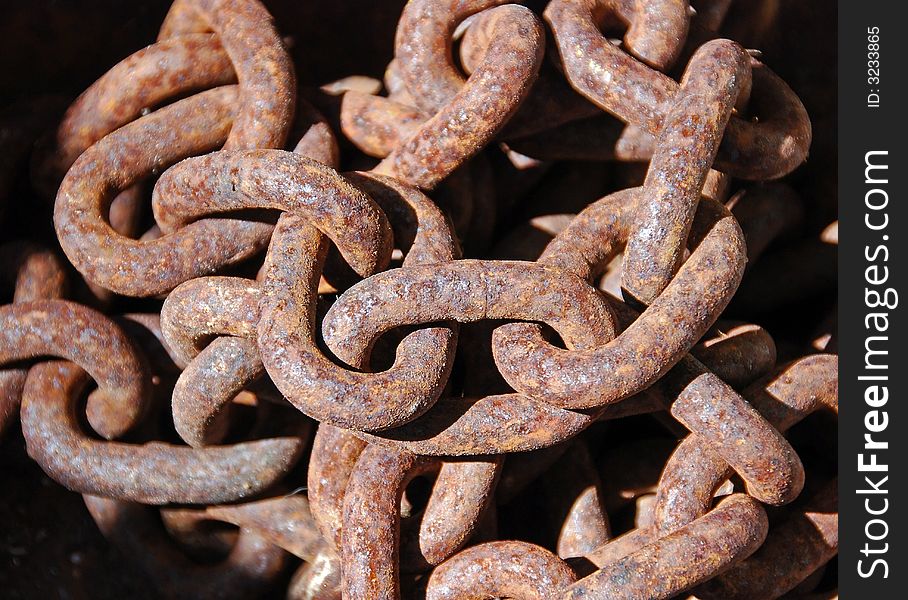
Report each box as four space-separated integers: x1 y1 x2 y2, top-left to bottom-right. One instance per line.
544 0 811 180
621 39 749 304
21 361 306 504
340 444 500 597
565 494 768 599
1 0 836 597
0 300 150 439
0 242 68 434
492 191 746 409
426 540 577 600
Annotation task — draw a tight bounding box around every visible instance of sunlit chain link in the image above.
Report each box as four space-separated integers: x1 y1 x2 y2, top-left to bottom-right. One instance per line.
303 189 734 460
490 189 745 409
52 0 295 297
561 356 837 600
373 1 545 190
17 356 307 505
568 494 768 599
0 300 150 439
0 242 68 435
620 39 749 305
544 0 811 180
340 442 501 597
156 111 344 448
256 190 452 432
654 356 839 599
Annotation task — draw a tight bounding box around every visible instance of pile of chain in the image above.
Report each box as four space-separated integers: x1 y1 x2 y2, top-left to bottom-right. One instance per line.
1 0 837 598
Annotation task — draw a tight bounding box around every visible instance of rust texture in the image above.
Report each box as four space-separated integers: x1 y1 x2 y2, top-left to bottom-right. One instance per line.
34 34 235 192
565 494 768 599
491 190 746 409
0 242 68 434
426 540 577 600
653 355 838 535
0 300 150 439
695 479 838 599
375 4 545 189
53 87 277 297
621 39 749 304
21 361 307 504
340 444 500 597
158 108 344 448
1 0 836 598
157 0 296 151
544 0 811 180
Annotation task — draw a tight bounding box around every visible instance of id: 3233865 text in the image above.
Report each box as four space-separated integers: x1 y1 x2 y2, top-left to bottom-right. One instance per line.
867 26 880 108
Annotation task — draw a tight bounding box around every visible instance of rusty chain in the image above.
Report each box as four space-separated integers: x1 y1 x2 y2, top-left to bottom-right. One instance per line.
1 0 837 598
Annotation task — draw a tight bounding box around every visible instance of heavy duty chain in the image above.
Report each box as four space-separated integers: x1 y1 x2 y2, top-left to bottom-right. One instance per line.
1 0 837 598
